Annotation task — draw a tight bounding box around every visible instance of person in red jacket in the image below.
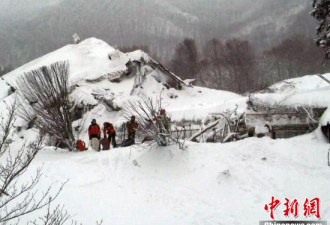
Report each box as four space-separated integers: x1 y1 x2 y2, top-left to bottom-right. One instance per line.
88 119 101 140
103 122 117 148
153 109 170 131
126 116 139 142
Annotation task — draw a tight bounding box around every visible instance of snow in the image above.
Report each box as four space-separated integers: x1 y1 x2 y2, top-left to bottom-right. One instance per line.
67 73 244 126
4 38 129 87
2 37 244 124
253 73 330 107
0 77 10 101
134 76 244 122
320 107 330 126
2 37 330 224
8 134 329 224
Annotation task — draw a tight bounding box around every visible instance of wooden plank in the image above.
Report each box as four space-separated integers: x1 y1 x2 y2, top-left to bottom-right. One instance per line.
318 74 330 84
189 119 221 142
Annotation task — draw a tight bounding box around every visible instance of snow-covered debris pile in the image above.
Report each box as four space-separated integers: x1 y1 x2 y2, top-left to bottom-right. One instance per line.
253 73 330 107
2 38 244 123
1 37 244 146
4 38 128 86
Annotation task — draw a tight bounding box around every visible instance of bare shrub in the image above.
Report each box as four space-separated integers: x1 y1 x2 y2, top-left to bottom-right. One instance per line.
17 61 75 150
122 97 185 148
0 102 104 224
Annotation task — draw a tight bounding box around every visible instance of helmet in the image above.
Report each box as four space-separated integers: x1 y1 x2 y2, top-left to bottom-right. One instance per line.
91 119 96 124
160 109 166 114
131 115 135 120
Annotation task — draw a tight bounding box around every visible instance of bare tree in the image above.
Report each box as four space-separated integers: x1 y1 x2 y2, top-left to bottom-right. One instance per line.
199 38 260 93
122 96 184 148
264 36 325 82
17 61 75 150
119 45 150 54
29 203 103 225
222 38 258 93
199 38 226 89
30 204 71 225
170 38 201 81
0 101 67 224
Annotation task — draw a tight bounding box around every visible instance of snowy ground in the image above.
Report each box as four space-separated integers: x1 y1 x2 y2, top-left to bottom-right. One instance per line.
15 132 330 225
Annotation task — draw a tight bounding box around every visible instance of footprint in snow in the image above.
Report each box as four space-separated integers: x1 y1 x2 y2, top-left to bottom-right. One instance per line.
132 159 141 167
217 169 230 184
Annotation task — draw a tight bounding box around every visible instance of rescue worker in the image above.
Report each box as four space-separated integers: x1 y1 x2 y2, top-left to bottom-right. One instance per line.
152 109 170 146
103 122 117 148
88 119 101 151
126 116 139 143
88 119 101 140
159 109 170 131
153 109 170 132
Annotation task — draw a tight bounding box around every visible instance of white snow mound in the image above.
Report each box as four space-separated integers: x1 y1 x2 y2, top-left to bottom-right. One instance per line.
3 38 135 86
254 73 330 107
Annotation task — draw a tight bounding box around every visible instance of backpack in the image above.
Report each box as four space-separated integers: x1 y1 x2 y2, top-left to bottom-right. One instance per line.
121 138 135 147
101 138 110 150
76 139 87 151
91 137 100 151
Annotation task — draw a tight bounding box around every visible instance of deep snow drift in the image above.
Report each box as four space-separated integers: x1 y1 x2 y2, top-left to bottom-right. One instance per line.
21 134 330 224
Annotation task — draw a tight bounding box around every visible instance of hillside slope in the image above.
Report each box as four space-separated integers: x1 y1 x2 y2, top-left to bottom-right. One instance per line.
0 0 314 68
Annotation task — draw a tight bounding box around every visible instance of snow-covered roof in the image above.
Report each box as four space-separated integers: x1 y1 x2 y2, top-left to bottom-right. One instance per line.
253 73 330 108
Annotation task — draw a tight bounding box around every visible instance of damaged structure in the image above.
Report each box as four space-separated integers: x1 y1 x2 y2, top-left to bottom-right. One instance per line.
245 104 326 139
188 99 327 143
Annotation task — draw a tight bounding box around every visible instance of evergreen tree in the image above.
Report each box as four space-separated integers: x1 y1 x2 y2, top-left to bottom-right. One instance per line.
311 0 330 59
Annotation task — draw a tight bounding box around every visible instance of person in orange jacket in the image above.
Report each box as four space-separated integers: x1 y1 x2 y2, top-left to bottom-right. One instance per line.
88 119 101 140
103 122 117 148
126 116 139 142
